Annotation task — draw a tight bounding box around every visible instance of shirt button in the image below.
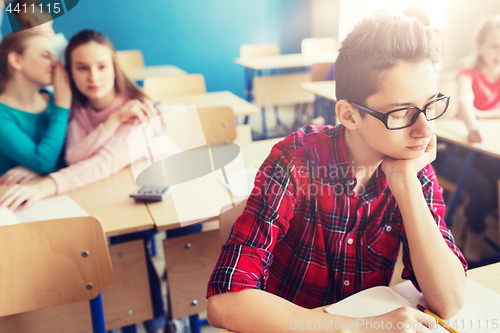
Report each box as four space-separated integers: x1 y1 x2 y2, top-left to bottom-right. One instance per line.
348 180 355 185
386 226 392 232
347 238 353 245
344 280 350 286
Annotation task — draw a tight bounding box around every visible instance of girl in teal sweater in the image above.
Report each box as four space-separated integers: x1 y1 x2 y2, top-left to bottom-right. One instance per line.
0 30 71 184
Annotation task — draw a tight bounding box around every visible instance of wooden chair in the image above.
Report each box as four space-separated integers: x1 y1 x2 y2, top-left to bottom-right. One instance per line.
240 43 280 59
239 43 281 125
301 37 337 56
310 62 335 124
116 49 145 71
162 106 237 151
143 74 206 104
436 69 459 119
253 72 315 138
0 217 113 333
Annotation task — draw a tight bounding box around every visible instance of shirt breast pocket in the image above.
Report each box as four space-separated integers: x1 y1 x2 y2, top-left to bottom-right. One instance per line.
364 224 400 272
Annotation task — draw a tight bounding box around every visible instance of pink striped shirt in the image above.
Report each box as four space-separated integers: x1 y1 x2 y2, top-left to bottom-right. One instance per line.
50 94 179 194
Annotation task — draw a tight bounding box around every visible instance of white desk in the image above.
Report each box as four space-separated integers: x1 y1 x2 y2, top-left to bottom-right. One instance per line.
158 91 260 117
234 53 337 71
301 81 336 101
123 65 187 82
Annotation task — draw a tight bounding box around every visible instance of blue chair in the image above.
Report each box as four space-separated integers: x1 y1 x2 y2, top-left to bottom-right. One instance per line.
0 216 113 333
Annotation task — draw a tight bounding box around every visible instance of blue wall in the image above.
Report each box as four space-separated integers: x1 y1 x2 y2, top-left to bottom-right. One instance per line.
2 0 312 97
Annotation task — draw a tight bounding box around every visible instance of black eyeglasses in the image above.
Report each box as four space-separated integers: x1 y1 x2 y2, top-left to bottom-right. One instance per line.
348 94 450 130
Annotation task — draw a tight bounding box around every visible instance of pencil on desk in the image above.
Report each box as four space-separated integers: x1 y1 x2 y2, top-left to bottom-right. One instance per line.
417 304 460 333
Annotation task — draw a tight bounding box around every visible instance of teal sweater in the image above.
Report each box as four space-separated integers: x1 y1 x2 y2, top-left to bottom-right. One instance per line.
0 91 70 176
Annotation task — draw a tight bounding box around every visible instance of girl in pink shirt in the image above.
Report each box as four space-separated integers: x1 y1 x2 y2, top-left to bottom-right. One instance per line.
457 15 500 142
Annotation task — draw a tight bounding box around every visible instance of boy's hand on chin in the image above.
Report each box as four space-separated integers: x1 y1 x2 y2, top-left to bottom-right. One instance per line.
382 135 437 180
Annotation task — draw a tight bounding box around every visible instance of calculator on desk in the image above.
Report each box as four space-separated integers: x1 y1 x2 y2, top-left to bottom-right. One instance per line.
130 186 170 202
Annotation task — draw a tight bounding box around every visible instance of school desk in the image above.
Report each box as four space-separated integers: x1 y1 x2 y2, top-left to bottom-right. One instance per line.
146 137 283 231
0 169 156 332
433 119 500 223
0 166 153 237
157 91 260 118
123 64 187 82
234 52 337 100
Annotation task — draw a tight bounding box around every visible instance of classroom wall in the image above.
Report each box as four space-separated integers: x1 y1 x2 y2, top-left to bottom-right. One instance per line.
311 0 339 39
1 0 312 98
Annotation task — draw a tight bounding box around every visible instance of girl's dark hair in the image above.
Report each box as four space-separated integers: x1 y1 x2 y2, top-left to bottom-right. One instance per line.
0 30 45 93
65 29 148 108
335 12 441 107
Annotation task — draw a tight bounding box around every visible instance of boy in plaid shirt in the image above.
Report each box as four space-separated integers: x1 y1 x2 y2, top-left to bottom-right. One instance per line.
207 13 467 333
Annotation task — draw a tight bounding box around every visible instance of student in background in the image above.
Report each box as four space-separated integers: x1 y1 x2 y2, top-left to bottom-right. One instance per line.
13 0 68 61
0 29 178 333
0 30 70 184
207 13 467 333
433 16 500 263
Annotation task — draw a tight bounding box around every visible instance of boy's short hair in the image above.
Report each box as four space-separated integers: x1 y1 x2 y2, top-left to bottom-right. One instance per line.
335 12 441 106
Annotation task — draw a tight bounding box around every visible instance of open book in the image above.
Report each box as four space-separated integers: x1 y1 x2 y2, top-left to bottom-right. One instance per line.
0 195 88 226
325 279 500 332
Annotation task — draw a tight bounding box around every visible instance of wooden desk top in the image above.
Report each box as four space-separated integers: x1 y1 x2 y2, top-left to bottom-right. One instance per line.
149 138 283 231
123 65 187 81
68 166 154 237
434 119 500 159
157 91 260 117
234 53 337 71
301 81 336 101
0 167 154 238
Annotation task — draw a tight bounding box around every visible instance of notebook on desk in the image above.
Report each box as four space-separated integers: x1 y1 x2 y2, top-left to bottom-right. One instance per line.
0 195 88 226
325 279 500 332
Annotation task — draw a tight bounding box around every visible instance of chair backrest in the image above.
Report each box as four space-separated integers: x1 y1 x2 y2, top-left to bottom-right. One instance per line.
162 229 220 319
0 216 112 317
239 43 280 59
301 37 337 56
116 50 145 71
219 199 247 247
253 72 315 107
143 74 207 103
164 106 236 151
436 69 459 119
311 62 335 82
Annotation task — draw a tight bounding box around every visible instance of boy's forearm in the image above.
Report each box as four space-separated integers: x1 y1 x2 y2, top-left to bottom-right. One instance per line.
207 289 353 333
387 174 466 319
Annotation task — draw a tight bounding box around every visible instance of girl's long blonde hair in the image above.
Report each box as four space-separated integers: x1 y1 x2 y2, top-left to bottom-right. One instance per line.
0 30 45 93
472 15 500 70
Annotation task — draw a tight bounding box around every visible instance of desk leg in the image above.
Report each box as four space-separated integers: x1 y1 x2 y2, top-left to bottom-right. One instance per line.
90 294 106 333
243 67 254 125
444 150 476 225
261 107 267 139
189 314 201 333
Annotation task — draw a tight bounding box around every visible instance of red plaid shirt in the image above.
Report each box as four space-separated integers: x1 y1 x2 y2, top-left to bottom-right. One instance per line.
207 125 467 309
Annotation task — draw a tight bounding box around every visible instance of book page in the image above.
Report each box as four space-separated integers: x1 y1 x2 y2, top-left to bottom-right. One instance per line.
393 279 500 333
0 207 20 226
13 195 88 223
325 286 415 318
